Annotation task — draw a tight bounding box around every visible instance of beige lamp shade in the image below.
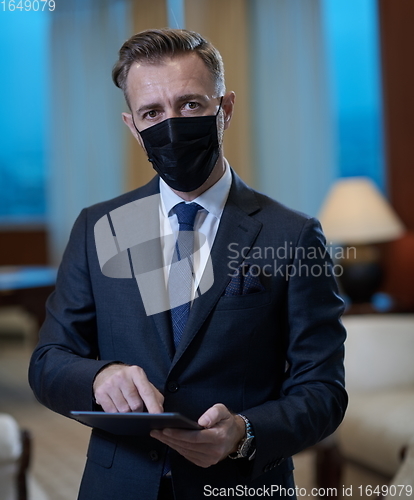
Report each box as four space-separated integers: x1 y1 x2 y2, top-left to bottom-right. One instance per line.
318 177 405 244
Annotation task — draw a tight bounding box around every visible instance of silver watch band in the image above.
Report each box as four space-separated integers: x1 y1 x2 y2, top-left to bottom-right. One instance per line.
228 414 256 460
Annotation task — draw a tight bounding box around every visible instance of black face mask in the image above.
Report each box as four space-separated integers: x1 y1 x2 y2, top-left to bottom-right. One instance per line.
135 102 222 192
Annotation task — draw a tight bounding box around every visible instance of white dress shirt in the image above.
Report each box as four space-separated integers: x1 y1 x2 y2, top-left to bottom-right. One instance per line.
159 161 232 299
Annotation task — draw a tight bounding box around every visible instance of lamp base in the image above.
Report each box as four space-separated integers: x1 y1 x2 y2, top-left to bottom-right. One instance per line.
337 244 383 304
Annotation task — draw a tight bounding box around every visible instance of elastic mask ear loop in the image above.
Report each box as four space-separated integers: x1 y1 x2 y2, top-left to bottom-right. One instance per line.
216 96 224 116
131 115 142 136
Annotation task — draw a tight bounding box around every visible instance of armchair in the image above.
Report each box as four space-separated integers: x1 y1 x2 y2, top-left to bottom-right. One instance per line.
315 314 414 498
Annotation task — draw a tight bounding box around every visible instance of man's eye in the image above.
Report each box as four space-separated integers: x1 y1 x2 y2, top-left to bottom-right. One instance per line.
142 110 159 120
185 102 199 110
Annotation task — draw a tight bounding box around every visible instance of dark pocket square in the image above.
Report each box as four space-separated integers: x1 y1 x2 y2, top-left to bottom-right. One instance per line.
224 263 266 296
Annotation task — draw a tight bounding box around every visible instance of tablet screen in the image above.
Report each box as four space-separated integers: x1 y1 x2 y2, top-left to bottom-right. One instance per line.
70 411 202 435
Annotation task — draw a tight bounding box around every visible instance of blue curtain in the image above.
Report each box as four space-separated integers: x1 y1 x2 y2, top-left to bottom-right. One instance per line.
249 0 385 216
47 0 131 263
0 10 49 220
249 0 338 217
167 0 185 28
321 0 385 191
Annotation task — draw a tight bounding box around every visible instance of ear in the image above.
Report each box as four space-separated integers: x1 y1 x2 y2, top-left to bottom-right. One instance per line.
222 91 236 131
122 112 145 150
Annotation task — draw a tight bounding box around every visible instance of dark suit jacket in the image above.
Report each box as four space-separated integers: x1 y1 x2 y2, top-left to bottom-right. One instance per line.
29 170 347 500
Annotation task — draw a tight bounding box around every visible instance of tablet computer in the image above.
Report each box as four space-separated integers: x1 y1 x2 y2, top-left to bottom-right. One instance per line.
70 411 202 435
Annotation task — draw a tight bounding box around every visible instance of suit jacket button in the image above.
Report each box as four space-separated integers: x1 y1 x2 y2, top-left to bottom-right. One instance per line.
149 450 159 461
167 381 179 393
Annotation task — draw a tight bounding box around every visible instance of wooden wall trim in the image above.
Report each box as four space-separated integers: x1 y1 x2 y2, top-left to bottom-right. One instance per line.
378 0 414 231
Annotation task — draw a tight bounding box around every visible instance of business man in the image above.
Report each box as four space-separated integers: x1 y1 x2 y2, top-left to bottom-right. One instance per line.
29 28 347 500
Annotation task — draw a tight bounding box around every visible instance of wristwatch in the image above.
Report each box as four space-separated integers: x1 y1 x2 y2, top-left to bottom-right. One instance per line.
228 414 256 460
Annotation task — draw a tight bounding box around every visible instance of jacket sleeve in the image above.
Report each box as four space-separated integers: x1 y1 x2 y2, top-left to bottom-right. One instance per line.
242 217 347 480
28 209 116 417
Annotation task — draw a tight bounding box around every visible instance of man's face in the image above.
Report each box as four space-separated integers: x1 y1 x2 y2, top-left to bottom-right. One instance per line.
122 52 234 145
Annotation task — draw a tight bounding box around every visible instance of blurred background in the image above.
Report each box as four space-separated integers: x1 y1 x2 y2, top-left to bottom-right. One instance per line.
0 1 413 499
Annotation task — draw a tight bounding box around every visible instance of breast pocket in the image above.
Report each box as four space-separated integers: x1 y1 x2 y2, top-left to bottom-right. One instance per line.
215 290 271 311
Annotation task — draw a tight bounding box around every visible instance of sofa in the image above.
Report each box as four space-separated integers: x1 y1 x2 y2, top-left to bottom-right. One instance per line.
316 314 414 498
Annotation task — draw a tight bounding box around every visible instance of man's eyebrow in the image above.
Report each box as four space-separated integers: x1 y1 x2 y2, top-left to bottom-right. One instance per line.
177 93 209 103
136 94 210 114
136 102 162 114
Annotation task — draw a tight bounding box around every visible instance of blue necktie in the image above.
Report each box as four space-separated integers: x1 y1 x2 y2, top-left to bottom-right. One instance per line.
163 202 201 478
169 202 201 348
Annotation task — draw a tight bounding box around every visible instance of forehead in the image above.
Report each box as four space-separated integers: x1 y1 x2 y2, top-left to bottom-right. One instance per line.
126 53 216 108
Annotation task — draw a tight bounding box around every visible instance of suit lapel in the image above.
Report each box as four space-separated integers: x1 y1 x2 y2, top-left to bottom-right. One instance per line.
171 170 263 366
140 195 175 361
126 176 176 360
144 237 175 360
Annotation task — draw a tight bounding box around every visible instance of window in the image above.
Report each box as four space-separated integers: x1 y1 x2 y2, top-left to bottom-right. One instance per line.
0 10 49 220
322 0 385 189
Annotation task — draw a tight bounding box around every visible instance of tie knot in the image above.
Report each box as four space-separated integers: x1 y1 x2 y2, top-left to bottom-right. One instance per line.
173 202 201 231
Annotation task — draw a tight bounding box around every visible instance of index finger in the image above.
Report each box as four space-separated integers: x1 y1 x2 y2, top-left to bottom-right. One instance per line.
131 367 164 413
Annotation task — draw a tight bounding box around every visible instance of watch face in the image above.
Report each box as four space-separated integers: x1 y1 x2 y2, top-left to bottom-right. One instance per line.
240 436 254 457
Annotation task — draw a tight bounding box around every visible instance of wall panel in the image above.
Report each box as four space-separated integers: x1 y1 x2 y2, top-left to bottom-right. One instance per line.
379 0 414 230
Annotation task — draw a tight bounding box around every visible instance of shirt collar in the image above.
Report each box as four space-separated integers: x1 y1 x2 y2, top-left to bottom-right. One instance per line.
159 160 232 219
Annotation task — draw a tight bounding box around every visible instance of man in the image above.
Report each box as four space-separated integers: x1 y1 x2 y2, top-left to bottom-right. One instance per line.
29 28 347 500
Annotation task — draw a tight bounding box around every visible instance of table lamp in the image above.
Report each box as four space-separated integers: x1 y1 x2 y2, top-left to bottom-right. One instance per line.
318 177 405 303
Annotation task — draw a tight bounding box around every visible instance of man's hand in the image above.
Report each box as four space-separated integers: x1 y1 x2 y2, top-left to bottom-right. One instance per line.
93 364 164 413
150 403 245 468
